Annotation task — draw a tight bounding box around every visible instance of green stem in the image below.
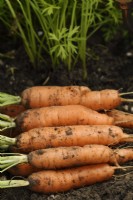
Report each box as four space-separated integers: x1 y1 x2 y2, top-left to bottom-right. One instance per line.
0 180 29 188
0 154 28 172
0 113 16 131
0 92 21 106
0 135 16 146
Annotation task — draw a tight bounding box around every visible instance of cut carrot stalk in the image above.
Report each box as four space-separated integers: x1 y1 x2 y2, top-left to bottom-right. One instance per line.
0 164 132 193
0 125 133 153
0 92 21 107
0 86 133 110
0 113 16 131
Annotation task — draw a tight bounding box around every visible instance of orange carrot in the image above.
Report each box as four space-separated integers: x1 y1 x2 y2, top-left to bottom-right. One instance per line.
7 148 133 177
15 105 114 132
2 144 133 172
19 87 133 110
8 163 38 176
1 86 133 110
0 164 127 193
106 109 133 128
1 125 133 153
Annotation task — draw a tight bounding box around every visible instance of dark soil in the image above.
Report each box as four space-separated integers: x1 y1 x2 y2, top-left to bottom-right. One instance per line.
0 25 133 200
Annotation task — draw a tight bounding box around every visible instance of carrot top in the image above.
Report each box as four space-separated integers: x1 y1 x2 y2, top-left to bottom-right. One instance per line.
0 153 28 172
0 92 21 107
0 113 16 131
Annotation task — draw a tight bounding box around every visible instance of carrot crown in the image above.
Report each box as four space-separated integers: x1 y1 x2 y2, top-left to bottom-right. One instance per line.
0 92 21 106
0 153 28 173
0 113 16 131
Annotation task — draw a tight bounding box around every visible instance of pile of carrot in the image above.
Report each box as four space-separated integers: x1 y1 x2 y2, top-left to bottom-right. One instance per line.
0 85 133 193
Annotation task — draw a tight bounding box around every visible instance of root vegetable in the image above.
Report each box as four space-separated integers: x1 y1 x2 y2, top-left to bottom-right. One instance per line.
0 125 133 153
0 164 130 193
1 144 133 173
1 86 133 110
15 105 114 132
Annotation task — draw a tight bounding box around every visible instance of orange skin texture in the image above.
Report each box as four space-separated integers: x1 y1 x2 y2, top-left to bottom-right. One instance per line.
21 86 91 108
27 144 118 170
107 109 133 128
28 164 115 193
21 86 121 110
15 105 114 132
115 148 133 164
14 125 132 153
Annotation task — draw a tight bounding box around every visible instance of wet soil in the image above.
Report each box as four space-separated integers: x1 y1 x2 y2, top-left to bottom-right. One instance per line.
0 25 133 199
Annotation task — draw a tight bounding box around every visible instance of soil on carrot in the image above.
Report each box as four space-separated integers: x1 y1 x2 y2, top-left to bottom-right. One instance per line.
0 25 133 199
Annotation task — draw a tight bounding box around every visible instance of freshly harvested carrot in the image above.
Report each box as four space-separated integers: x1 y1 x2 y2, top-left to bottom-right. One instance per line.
15 105 114 132
0 164 129 193
2 144 133 173
0 105 114 132
8 163 38 176
106 109 133 128
6 148 133 177
0 125 133 153
0 86 90 108
1 86 133 110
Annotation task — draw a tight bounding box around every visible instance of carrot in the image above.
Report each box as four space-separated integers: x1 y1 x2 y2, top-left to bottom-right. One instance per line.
0 164 129 193
0 86 90 107
15 105 114 132
0 105 115 132
0 145 116 171
106 109 133 128
1 86 133 110
8 148 133 176
2 144 133 172
0 105 114 132
8 163 38 176
6 148 133 177
0 125 133 153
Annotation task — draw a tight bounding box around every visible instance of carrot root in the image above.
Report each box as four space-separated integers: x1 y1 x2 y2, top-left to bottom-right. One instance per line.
0 164 132 193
